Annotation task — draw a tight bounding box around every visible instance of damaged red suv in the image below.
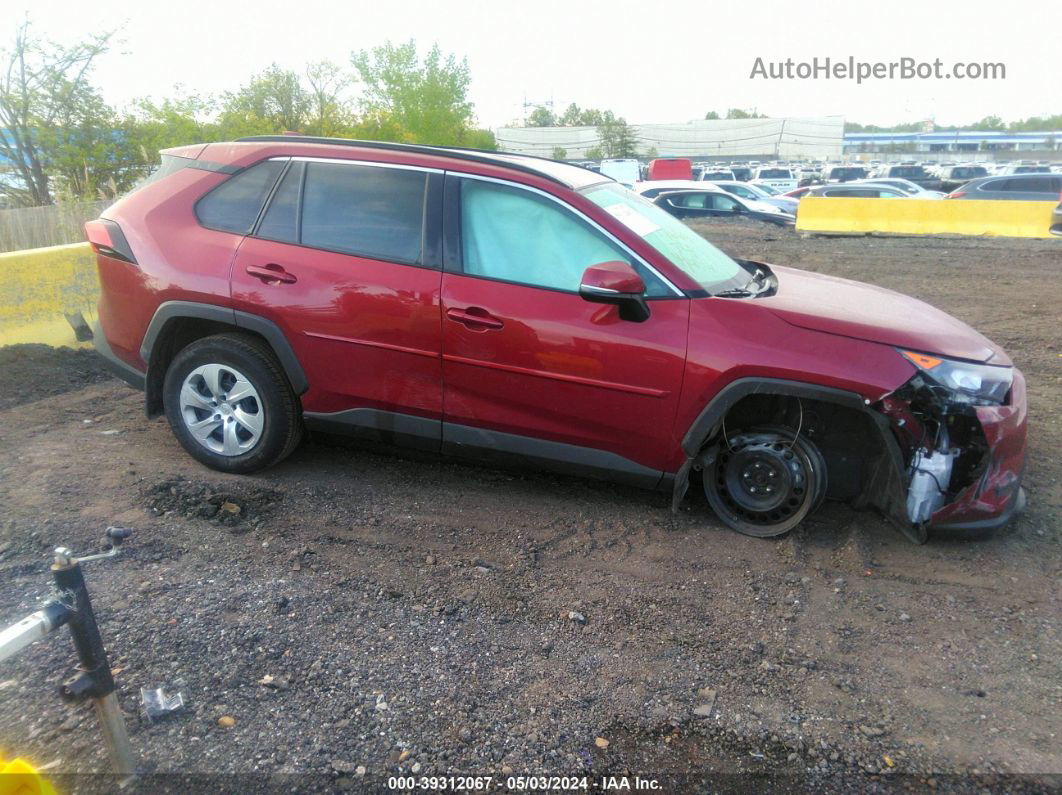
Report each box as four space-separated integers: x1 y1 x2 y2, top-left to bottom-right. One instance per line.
87 136 1027 543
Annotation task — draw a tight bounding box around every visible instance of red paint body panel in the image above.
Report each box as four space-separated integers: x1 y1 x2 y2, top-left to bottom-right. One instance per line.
440 274 689 471
96 166 239 368
230 236 443 417
760 266 1009 364
670 296 917 471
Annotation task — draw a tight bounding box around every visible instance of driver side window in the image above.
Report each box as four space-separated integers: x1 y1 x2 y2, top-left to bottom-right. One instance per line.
459 178 668 295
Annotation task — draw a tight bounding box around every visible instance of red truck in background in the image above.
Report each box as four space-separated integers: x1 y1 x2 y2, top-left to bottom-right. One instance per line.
647 158 692 180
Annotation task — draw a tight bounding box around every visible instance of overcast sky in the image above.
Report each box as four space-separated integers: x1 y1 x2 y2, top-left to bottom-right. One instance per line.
3 0 1056 129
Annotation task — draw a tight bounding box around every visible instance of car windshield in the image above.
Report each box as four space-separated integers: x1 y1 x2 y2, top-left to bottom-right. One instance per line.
583 183 743 293
758 169 791 178
833 167 867 180
953 167 987 178
753 183 779 195
890 166 926 178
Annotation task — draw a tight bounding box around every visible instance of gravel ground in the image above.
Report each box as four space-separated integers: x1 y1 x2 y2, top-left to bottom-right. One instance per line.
0 224 1058 794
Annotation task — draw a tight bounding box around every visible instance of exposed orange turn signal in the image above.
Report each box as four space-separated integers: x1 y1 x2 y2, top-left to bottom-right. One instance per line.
901 350 943 369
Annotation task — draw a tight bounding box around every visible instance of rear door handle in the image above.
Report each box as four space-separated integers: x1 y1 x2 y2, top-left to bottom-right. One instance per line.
446 307 504 331
246 263 297 284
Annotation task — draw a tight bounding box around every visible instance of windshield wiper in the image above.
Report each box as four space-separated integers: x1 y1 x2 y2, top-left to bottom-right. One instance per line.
713 267 769 298
713 288 754 298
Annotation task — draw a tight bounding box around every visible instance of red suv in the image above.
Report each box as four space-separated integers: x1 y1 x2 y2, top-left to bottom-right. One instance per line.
87 136 1027 542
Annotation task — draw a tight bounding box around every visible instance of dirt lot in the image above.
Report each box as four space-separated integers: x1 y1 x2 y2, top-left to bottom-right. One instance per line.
0 224 1058 793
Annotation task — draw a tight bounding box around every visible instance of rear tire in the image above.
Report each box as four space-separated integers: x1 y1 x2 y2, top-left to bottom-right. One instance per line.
163 333 302 473
702 425 827 538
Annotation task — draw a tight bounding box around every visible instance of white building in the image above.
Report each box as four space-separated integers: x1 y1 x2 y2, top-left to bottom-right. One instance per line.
495 117 845 160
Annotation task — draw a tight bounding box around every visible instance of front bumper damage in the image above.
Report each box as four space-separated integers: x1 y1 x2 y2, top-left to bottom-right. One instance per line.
876 367 1028 541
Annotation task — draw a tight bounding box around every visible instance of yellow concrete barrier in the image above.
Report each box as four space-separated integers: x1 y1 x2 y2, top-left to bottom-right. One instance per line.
0 242 97 348
796 198 1059 239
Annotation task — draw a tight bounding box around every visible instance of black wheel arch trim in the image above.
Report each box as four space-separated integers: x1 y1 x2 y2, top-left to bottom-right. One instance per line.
681 377 870 457
676 377 917 541
140 300 309 395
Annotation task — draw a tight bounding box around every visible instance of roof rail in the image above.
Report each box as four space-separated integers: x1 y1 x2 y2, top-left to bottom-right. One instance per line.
234 135 570 186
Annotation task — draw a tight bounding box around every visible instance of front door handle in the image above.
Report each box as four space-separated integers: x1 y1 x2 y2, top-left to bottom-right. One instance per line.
246 263 297 284
446 306 504 331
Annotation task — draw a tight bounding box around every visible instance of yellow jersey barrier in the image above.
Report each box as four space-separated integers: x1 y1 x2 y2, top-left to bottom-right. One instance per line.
0 757 58 795
0 242 97 348
796 197 1059 239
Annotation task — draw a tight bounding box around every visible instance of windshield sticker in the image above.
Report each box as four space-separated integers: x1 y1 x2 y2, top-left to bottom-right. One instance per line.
603 203 660 237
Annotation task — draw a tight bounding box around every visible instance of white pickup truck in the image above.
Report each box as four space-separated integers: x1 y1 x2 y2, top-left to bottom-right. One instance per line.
751 166 798 192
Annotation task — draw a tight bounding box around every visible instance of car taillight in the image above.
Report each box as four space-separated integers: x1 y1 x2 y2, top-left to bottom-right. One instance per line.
945 191 966 199
84 219 137 265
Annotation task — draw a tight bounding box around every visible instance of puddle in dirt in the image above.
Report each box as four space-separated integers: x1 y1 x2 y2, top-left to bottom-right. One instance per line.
142 477 282 529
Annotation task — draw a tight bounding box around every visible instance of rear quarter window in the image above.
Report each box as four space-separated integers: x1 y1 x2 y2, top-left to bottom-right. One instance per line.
301 162 426 264
195 160 287 234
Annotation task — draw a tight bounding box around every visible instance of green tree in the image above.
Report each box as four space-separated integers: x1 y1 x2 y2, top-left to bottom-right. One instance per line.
704 111 720 120
725 108 766 119
219 64 310 136
304 59 355 136
551 146 567 160
558 103 584 126
463 127 497 150
969 115 1005 131
597 113 638 158
584 146 603 161
644 145 658 159
351 40 475 145
0 19 116 205
527 105 555 127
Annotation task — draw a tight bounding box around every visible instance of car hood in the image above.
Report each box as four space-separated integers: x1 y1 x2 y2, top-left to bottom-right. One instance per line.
758 265 1010 364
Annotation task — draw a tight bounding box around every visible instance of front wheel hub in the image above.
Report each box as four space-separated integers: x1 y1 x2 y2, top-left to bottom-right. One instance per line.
703 428 827 538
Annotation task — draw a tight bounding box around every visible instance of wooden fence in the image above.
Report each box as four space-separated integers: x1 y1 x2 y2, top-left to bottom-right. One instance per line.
0 200 110 253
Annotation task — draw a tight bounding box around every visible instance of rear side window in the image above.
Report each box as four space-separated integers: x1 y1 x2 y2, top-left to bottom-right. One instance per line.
196 160 286 234
301 162 426 264
1000 176 1055 192
256 161 304 243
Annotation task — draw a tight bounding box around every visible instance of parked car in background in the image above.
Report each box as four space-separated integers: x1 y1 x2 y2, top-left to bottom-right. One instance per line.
938 165 989 193
652 189 796 226
699 168 736 182
636 180 720 199
703 179 800 213
994 164 1052 175
945 173 1062 201
1051 200 1062 236
599 158 642 186
854 178 945 198
86 134 1028 542
822 165 868 183
805 184 911 199
729 165 753 182
647 158 693 181
753 167 798 192
870 164 942 191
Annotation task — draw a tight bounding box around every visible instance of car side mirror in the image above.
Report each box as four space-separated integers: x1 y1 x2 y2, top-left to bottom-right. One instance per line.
731 203 745 213
579 261 650 323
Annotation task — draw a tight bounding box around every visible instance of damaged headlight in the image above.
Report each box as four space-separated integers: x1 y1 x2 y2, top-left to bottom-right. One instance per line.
899 350 1012 406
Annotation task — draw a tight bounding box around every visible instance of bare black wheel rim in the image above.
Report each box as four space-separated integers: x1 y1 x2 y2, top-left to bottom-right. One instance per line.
713 433 814 528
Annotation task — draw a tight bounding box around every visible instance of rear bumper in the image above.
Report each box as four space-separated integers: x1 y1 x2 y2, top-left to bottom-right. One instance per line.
93 321 145 390
929 368 1028 533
